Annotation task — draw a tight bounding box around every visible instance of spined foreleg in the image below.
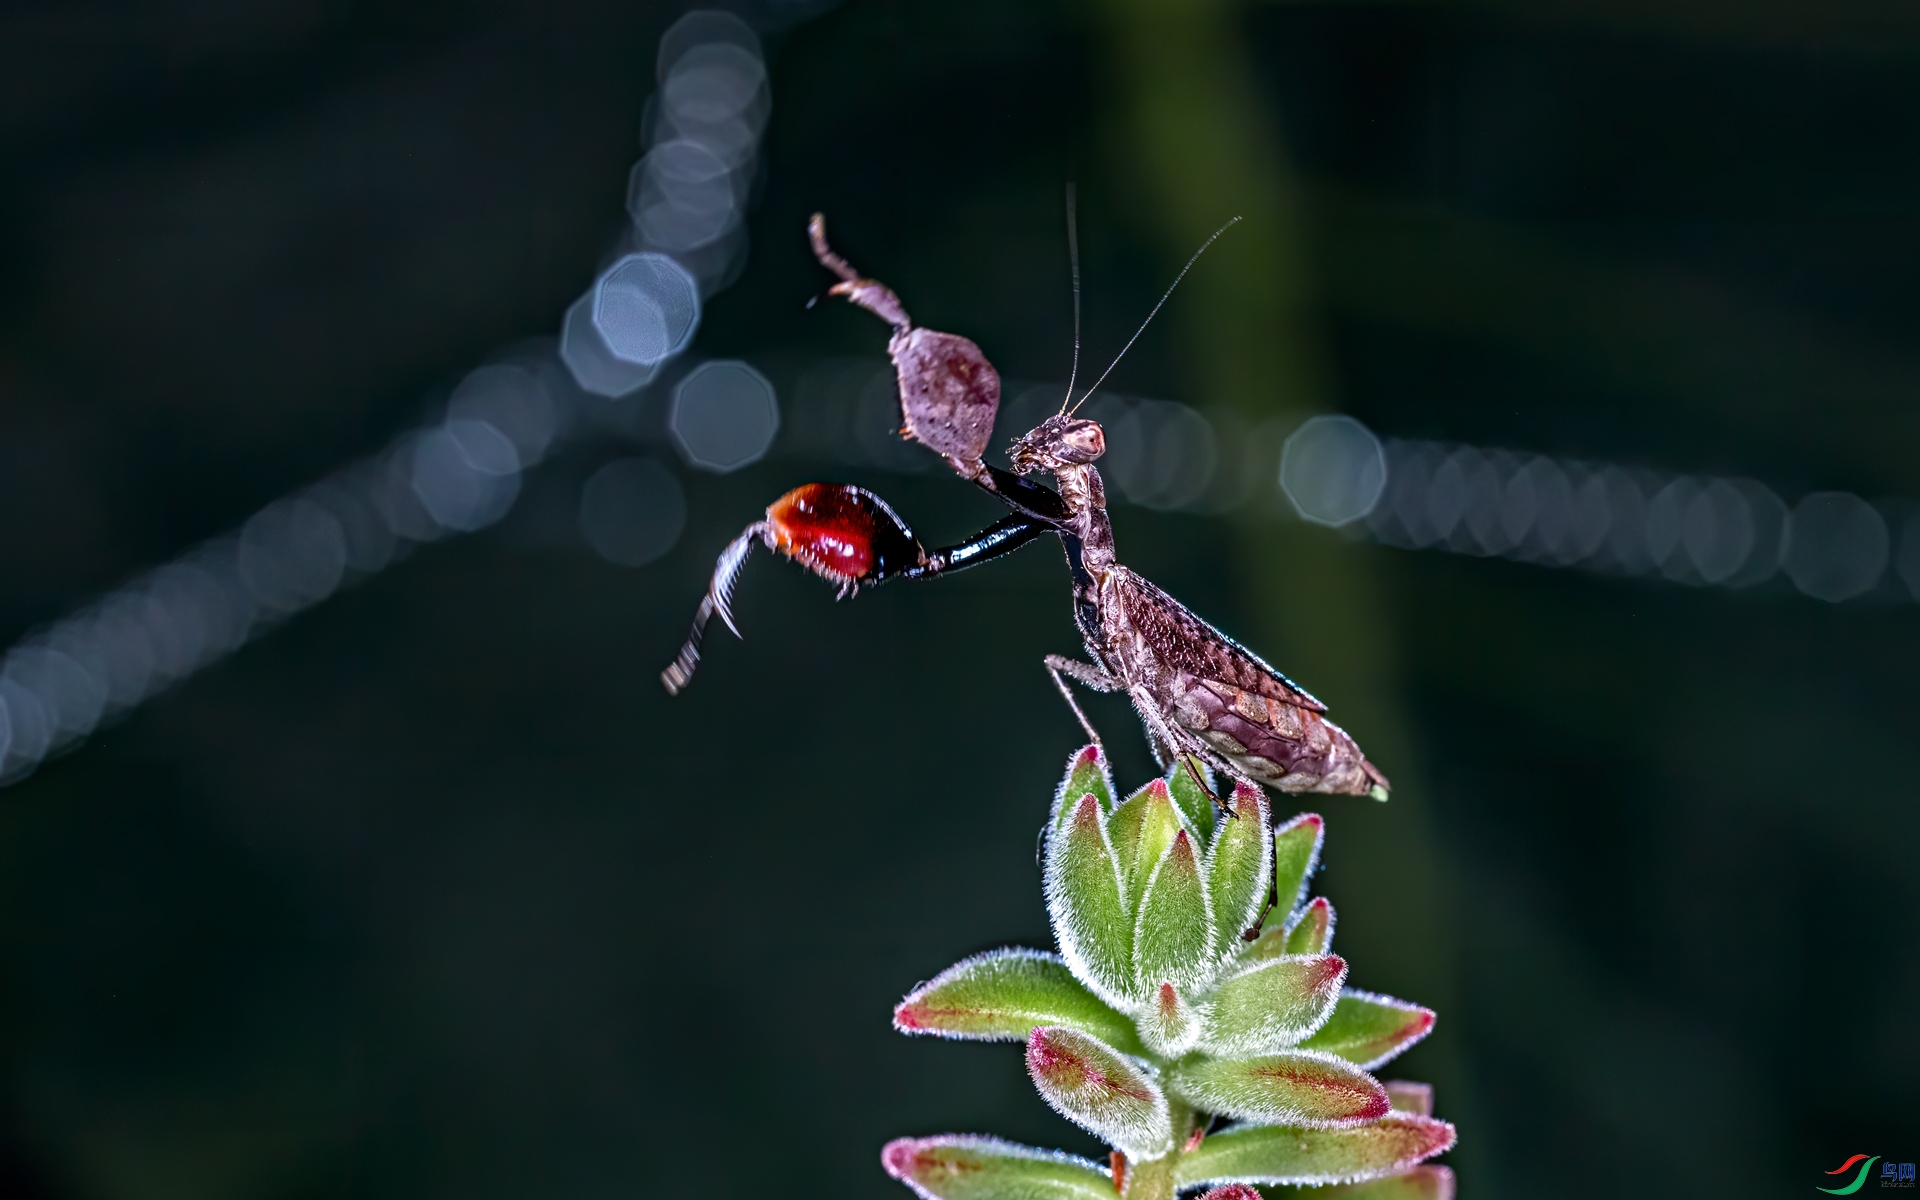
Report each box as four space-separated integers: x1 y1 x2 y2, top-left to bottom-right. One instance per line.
662 483 1061 694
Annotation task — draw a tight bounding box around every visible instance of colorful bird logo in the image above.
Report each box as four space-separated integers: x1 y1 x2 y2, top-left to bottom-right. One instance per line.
1818 1155 1881 1195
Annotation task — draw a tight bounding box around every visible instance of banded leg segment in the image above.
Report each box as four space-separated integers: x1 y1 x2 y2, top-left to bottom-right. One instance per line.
1044 655 1122 748
660 521 768 695
1119 682 1232 812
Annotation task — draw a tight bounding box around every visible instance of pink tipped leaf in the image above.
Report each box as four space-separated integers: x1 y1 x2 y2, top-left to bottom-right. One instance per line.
1166 1049 1390 1127
1133 831 1215 995
1165 754 1218 846
1137 980 1204 1059
1206 783 1271 960
1260 814 1325 935
1108 778 1187 904
880 1135 1116 1200
1297 990 1437 1071
1053 744 1116 829
1203 954 1347 1057
1195 1188 1265 1200
1174 1113 1456 1189
894 948 1141 1053
1285 897 1336 956
1025 1026 1174 1161
1044 793 1140 1007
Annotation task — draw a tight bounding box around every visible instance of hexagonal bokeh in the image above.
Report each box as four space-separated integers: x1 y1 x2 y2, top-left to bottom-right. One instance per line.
592 253 700 366
1280 414 1387 527
561 292 656 399
668 359 779 472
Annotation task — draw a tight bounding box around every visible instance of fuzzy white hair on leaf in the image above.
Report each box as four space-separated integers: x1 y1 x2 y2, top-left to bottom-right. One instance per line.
1025 1026 1174 1161
1201 954 1348 1058
892 946 1059 1041
880 1133 1113 1200
892 946 1137 1047
1130 833 1216 996
1313 988 1438 1071
1173 1114 1457 1189
1205 785 1272 965
1135 981 1206 1058
1283 895 1336 956
1052 744 1116 826
1044 794 1146 1011
1270 811 1327 926
1164 1047 1388 1129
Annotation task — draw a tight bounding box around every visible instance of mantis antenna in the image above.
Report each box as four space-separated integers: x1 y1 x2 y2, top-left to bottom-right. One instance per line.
1059 183 1083 415
1067 214 1242 415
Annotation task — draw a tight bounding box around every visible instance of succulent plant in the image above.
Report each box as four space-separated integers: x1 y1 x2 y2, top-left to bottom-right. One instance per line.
883 746 1455 1200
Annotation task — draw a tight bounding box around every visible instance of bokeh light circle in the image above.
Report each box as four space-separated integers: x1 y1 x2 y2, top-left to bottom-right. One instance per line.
1783 491 1887 602
592 253 701 366
1280 415 1387 527
579 457 688 568
669 360 779 473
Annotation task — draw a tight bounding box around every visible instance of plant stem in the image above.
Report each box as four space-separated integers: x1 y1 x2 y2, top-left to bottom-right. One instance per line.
1124 1152 1177 1200
1124 1096 1192 1200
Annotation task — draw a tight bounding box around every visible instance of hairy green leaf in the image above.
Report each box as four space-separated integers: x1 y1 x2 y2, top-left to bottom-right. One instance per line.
894 948 1140 1053
1166 1050 1388 1126
1053 744 1116 830
1166 755 1217 846
1297 990 1436 1071
1110 779 1185 905
1265 1165 1456 1199
1044 793 1138 1007
1285 897 1335 955
1134 830 1214 994
1174 1113 1456 1188
1107 783 1151 870
1025 1026 1174 1161
1261 814 1325 935
1136 980 1203 1058
1207 784 1270 960
881 1135 1117 1200
1204 954 1347 1057
1243 924 1291 962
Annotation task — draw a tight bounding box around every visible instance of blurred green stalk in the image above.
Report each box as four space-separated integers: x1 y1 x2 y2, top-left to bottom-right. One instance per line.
1095 0 1467 1130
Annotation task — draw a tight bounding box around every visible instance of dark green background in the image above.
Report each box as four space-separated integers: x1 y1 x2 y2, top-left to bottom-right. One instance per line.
1 1 1915 1197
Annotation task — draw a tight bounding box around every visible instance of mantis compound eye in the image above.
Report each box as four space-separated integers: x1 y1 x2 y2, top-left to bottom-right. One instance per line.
1058 419 1105 463
1009 415 1106 473
766 483 927 586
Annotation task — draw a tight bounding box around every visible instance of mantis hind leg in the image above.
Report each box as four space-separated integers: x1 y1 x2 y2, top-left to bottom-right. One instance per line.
1150 706 1272 820
1044 655 1121 748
